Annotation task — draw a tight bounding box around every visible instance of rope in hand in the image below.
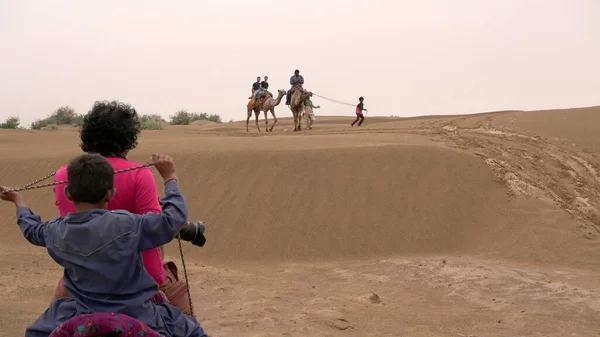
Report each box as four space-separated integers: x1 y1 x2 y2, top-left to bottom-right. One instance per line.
1 162 198 317
1 163 153 194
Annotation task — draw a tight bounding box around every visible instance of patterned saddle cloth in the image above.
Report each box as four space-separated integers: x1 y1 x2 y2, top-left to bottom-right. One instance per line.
49 312 163 337
248 92 272 109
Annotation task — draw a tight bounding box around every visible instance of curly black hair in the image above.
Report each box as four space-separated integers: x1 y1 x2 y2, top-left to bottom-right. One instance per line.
79 100 141 155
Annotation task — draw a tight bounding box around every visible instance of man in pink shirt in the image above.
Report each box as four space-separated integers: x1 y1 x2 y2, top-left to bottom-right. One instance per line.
51 101 169 306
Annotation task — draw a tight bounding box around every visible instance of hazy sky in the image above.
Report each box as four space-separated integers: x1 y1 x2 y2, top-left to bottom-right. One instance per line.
1 0 598 127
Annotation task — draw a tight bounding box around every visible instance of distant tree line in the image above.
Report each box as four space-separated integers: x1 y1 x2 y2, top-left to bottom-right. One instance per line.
0 106 222 130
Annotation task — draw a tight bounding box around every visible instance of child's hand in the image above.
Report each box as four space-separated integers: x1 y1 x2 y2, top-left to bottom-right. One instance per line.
149 154 178 183
0 186 23 205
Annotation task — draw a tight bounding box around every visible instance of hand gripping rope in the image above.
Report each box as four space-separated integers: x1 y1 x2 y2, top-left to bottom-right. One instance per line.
2 163 197 318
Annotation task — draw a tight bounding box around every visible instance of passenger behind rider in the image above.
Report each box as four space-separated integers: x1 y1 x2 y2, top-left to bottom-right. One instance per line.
260 75 270 99
286 69 304 105
0 153 208 337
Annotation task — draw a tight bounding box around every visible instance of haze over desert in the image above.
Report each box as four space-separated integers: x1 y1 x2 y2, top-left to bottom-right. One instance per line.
1 109 600 336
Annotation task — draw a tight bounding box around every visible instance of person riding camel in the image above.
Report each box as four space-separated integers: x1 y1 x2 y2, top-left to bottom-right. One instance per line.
250 76 262 105
0 153 208 337
285 69 304 105
49 101 197 315
260 76 270 99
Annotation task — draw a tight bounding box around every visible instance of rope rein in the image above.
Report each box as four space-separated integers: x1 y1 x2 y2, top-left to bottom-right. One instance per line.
177 236 195 317
3 163 196 318
311 93 356 107
4 164 153 193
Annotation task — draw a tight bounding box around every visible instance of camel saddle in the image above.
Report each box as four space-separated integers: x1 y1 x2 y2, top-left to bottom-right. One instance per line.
159 260 192 316
49 312 161 337
248 92 271 109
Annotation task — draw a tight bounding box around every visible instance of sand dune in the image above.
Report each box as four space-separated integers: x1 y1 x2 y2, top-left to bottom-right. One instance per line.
1 107 600 336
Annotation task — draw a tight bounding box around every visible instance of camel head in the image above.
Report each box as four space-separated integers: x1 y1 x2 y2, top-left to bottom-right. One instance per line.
291 88 311 107
276 89 286 97
301 89 311 100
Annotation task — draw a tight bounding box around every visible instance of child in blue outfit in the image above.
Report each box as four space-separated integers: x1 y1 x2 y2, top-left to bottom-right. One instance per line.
0 153 208 337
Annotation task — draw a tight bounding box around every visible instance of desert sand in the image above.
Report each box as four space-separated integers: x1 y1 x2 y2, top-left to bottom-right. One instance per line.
1 107 600 336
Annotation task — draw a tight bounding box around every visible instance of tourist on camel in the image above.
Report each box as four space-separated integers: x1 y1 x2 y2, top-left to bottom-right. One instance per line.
0 153 207 337
250 76 263 105
286 69 304 105
50 100 197 315
260 75 270 98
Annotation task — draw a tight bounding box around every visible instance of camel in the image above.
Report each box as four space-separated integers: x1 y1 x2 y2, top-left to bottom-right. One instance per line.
246 89 286 132
288 88 311 131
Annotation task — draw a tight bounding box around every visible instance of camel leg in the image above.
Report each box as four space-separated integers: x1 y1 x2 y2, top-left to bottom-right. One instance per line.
269 109 277 132
293 112 299 131
246 108 252 132
255 110 261 132
264 110 269 132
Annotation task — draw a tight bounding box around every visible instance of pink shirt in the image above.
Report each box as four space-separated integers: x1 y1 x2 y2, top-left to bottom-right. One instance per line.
53 156 165 285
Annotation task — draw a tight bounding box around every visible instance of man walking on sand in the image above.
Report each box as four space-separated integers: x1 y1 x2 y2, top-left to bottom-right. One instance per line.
303 93 320 130
351 96 367 127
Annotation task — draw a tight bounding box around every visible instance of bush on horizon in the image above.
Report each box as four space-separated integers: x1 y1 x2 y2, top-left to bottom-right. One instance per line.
169 109 222 125
26 106 221 130
139 114 165 130
28 105 167 131
0 116 21 129
30 105 84 130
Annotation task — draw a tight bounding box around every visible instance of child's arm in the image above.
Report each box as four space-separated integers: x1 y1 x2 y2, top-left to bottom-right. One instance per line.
135 180 189 252
16 206 51 247
0 187 49 247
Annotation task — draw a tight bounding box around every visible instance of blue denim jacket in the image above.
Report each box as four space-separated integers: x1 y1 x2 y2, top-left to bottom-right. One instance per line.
15 181 188 317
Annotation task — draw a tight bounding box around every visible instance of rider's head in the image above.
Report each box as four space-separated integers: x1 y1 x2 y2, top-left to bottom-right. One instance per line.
65 153 115 206
294 69 299 75
256 76 261 82
264 76 268 81
359 96 364 102
79 100 141 157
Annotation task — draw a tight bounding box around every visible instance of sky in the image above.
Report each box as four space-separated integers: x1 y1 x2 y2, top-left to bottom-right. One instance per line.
0 0 598 127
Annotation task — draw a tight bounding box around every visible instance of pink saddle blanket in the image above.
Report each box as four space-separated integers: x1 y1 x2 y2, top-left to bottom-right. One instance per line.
49 312 163 337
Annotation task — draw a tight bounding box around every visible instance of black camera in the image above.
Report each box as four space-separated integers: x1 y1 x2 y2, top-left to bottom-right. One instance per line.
158 198 207 247
178 221 206 247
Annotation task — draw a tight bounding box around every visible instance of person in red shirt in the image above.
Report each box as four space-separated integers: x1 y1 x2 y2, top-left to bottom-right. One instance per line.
351 96 367 127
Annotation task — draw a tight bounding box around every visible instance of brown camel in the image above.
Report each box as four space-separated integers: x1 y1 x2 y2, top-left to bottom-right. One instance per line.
246 89 285 132
288 88 311 131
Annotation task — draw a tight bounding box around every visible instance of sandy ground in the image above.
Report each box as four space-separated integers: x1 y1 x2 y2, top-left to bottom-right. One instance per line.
1 107 600 336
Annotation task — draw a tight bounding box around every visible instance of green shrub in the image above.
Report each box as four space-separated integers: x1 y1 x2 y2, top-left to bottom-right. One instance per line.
169 110 222 125
0 116 20 129
31 106 84 129
40 124 59 131
139 114 165 130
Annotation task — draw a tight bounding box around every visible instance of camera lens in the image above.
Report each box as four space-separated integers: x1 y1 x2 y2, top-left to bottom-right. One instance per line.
178 221 207 247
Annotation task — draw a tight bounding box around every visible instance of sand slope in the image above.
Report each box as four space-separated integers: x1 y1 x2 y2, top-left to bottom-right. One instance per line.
1 106 600 336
